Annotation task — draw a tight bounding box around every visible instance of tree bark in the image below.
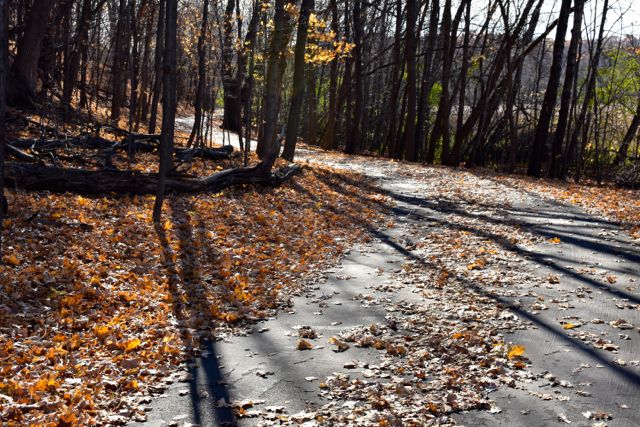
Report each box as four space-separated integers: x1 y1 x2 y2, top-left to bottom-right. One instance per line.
188 0 210 147
110 0 129 123
7 0 54 107
256 0 295 159
320 0 339 150
148 0 165 134
153 0 177 222
0 0 7 258
282 0 314 161
416 0 439 162
549 0 584 178
563 0 609 179
527 0 572 177
402 0 418 161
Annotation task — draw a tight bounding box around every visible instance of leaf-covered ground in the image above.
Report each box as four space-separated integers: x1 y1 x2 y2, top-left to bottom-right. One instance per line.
0 125 389 425
3 114 638 426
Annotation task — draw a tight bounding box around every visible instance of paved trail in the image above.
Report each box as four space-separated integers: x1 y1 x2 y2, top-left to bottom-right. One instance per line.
133 144 640 426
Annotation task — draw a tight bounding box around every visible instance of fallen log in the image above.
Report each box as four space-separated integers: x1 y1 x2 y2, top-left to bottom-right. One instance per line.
8 136 233 161
10 135 116 151
4 161 302 195
6 144 38 162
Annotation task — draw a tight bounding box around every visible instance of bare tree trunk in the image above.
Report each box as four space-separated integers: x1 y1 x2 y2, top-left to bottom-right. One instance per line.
149 0 165 134
416 0 439 162
563 0 609 179
222 0 242 132
188 0 210 147
137 4 156 128
450 0 471 166
527 0 572 177
549 0 584 178
347 0 365 154
256 0 295 159
402 0 418 161
385 0 404 159
0 0 7 258
282 0 314 161
110 0 128 123
613 97 640 167
7 0 54 107
305 66 318 146
153 0 177 222
63 0 102 116
320 0 339 150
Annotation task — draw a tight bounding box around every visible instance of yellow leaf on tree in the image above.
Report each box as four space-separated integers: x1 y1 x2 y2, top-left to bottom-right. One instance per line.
507 344 525 359
124 338 142 352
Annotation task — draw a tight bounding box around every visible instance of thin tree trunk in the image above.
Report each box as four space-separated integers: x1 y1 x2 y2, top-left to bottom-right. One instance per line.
149 0 165 134
153 0 177 222
345 0 365 155
111 0 128 123
282 0 314 161
188 0 210 147
451 0 471 166
563 0 609 179
527 0 572 177
613 97 640 166
416 0 439 162
0 0 7 258
549 0 584 178
402 0 418 161
320 0 339 150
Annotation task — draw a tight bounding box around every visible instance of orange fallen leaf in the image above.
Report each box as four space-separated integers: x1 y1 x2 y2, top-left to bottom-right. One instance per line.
297 339 313 350
94 325 110 340
3 254 20 266
124 338 142 352
328 336 350 352
507 344 525 359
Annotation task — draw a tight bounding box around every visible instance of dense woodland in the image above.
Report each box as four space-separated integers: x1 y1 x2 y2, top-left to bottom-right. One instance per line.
0 0 639 218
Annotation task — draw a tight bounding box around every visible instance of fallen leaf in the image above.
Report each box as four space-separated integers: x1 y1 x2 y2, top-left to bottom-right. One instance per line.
297 339 313 350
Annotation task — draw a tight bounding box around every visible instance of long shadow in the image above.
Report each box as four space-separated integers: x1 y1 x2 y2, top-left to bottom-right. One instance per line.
155 197 236 426
385 191 640 262
307 168 640 385
386 193 640 304
367 224 640 388
311 168 640 297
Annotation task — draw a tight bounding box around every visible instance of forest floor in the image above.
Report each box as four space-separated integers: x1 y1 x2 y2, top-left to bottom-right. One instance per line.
127 124 640 426
2 114 640 426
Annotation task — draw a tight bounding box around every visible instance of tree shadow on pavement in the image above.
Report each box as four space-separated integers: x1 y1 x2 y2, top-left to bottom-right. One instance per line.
311 169 640 389
154 196 237 426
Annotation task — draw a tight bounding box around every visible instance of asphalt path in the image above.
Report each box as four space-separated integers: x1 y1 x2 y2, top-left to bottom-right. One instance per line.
131 137 640 427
